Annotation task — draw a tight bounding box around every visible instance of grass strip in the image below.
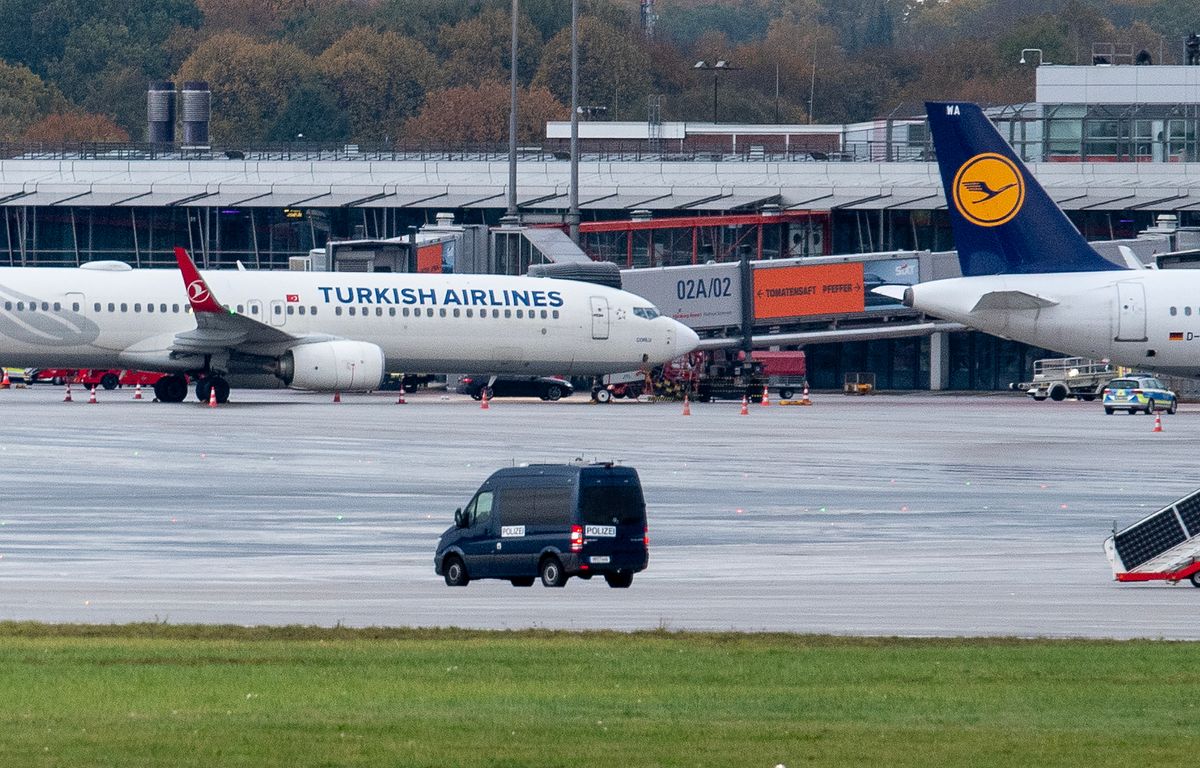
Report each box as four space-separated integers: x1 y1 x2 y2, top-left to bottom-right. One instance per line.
0 622 1197 767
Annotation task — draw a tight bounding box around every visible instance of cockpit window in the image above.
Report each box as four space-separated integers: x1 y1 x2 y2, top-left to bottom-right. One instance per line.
633 307 660 320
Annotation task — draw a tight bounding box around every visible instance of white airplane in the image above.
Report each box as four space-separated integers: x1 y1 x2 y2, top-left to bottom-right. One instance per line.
877 101 1200 378
0 247 699 402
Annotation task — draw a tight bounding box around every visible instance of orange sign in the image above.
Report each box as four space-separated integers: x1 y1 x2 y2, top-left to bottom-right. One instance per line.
753 263 865 319
416 243 444 274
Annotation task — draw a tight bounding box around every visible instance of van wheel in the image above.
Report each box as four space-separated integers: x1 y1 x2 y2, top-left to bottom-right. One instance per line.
540 557 567 587
1190 572 1200 588
443 556 469 587
604 572 634 589
510 577 535 587
779 388 794 400
100 372 120 390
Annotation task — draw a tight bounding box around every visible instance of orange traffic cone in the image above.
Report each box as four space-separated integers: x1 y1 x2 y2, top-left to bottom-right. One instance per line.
396 385 406 404
760 384 769 406
740 395 749 415
208 386 217 408
333 391 341 403
63 382 73 402
481 389 490 410
0 370 9 389
88 385 97 404
682 394 691 416
133 383 143 400
1153 412 1163 432
800 383 812 405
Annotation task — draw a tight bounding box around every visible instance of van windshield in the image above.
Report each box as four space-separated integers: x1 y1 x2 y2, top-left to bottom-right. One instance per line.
580 484 645 526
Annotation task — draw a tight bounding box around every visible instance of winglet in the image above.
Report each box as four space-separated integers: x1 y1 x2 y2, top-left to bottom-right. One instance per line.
174 247 226 314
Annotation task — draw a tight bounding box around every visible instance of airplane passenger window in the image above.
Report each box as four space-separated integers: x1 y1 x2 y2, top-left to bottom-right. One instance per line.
54 302 61 311
16 302 24 311
1188 307 1193 317
439 308 446 317
402 308 409 317
4 302 10 310
311 306 317 316
42 302 49 310
249 305 258 314
453 308 460 318
160 304 167 313
147 304 155 313
134 303 141 312
287 306 294 315
348 307 356 316
108 303 115 312
504 309 511 318
376 307 383 317
120 303 127 312
540 310 547 319
426 308 434 317
389 308 395 317
516 309 523 319
93 303 99 312
236 304 243 314
335 307 343 316
173 304 180 313
466 308 473 318
298 306 306 315
71 303 78 311
273 305 281 315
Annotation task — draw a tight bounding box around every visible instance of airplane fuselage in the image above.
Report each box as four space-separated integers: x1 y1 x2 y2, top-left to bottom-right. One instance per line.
0 265 696 377
908 270 1200 377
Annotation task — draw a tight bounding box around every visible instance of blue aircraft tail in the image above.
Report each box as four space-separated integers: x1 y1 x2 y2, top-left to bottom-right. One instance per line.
926 101 1122 276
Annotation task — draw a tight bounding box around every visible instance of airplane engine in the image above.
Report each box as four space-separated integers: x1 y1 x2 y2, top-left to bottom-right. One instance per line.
277 340 385 391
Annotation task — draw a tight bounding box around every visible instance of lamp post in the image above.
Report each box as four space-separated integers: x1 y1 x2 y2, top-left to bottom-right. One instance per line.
568 0 580 244
504 0 519 222
693 60 741 123
1019 48 1047 65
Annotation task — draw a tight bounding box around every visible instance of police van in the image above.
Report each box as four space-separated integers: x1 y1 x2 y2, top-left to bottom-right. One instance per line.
435 463 648 588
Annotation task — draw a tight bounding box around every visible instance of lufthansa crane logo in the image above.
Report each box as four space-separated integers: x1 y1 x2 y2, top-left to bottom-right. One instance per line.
952 152 1025 227
187 279 210 304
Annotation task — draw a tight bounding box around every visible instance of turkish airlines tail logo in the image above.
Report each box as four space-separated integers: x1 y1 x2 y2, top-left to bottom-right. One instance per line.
188 279 210 304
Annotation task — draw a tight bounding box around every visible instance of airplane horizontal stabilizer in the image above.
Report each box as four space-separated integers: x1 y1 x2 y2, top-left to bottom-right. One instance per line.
970 290 1058 311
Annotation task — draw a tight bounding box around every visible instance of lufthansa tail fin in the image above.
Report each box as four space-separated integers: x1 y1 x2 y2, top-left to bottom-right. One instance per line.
926 101 1122 276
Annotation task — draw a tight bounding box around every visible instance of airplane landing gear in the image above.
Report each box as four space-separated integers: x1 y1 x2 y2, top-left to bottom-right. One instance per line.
195 376 231 404
153 375 189 403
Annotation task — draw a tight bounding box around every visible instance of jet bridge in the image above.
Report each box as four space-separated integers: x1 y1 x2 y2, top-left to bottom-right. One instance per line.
1105 488 1200 587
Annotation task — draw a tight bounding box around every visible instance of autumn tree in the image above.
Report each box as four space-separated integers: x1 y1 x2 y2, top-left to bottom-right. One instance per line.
23 112 130 142
0 61 69 140
436 8 542 88
316 27 440 141
533 17 654 121
176 32 319 141
403 80 566 145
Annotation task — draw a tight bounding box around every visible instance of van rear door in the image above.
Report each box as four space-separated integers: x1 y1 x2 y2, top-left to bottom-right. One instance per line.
578 469 646 564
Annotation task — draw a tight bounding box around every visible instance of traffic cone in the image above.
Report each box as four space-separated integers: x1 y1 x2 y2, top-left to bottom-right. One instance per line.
133 383 143 400
800 383 812 406
208 386 217 408
333 391 341 403
0 370 9 389
1153 412 1163 432
396 385 406 404
88 385 97 404
63 382 72 402
682 394 691 416
481 389 490 410
740 395 749 416
760 384 769 406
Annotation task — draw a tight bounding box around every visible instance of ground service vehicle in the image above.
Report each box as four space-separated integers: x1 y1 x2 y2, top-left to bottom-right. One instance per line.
1012 357 1114 402
435 463 648 588
695 350 807 402
1101 375 1177 415
27 368 171 390
457 375 573 401
1106 487 1200 586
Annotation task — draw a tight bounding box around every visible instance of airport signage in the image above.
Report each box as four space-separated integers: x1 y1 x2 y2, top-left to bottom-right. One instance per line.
621 263 741 330
752 262 865 319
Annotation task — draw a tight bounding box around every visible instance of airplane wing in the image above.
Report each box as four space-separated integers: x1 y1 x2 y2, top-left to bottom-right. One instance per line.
171 247 321 356
970 290 1059 312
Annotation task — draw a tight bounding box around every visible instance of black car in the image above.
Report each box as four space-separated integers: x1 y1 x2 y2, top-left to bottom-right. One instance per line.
457 375 573 401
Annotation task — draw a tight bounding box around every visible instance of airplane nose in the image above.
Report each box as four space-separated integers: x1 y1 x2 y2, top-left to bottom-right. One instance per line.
674 321 700 353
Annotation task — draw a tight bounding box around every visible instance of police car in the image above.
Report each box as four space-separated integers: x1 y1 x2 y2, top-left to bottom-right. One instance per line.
1101 376 1178 415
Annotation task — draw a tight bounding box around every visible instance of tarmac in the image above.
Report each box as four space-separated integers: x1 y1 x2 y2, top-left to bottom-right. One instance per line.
1 384 1198 638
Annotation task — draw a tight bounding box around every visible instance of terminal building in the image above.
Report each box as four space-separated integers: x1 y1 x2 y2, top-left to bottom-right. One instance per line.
3 61 1200 391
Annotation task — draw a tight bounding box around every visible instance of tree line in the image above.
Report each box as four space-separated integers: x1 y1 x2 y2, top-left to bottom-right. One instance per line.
0 0 1193 145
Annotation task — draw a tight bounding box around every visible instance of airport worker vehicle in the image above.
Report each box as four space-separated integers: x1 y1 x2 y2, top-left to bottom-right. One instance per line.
1105 488 1200 586
435 463 649 589
1011 357 1115 402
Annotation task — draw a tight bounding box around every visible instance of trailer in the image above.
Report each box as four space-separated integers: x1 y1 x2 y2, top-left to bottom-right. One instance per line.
1104 488 1200 587
1012 356 1114 401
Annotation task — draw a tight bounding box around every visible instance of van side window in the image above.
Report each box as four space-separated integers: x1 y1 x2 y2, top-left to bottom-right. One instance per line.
469 491 494 528
497 486 573 527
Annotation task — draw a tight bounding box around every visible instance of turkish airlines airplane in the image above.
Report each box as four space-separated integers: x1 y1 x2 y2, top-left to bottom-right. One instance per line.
0 247 699 402
877 101 1200 379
